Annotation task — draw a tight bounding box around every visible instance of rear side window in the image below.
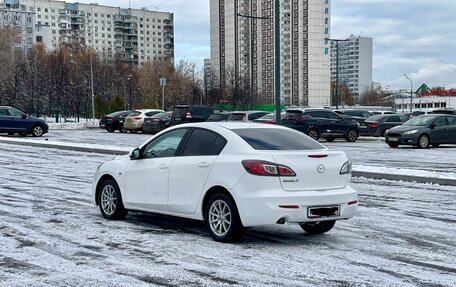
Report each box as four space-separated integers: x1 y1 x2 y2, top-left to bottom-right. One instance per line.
228 113 245 121
385 116 401 122
0 108 9 116
232 128 324 150
182 129 226 156
447 116 456 126
306 111 326 118
283 111 302 120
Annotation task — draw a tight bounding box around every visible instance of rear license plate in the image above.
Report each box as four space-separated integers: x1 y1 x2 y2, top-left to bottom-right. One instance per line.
174 118 181 121
359 126 367 129
100 124 105 127
307 205 340 219
388 138 398 142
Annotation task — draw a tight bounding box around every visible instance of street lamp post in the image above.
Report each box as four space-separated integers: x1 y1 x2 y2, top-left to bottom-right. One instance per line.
404 74 413 112
274 0 281 125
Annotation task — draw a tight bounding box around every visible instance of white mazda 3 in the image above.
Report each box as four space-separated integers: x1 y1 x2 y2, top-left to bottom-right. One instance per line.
92 122 358 242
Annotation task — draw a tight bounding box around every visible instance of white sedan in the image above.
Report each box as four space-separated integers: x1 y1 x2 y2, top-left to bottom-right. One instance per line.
92 122 358 242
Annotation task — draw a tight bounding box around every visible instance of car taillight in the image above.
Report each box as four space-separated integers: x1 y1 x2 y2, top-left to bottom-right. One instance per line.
186 112 192 119
296 116 308 123
133 117 142 120
367 123 379 128
242 160 296 177
153 118 160 122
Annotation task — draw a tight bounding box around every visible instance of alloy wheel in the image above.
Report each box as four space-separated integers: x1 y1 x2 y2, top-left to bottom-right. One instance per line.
32 126 43 137
101 184 117 216
208 199 232 237
418 135 429 148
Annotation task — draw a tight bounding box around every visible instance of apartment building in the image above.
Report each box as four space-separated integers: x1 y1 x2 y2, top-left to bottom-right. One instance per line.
330 34 373 101
0 0 35 50
0 0 174 65
210 0 331 107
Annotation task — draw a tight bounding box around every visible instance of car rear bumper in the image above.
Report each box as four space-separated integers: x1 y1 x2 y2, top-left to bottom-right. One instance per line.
123 122 142 129
232 183 358 227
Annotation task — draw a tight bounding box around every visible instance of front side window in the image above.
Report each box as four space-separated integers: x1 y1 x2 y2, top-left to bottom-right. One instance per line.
324 112 341 120
8 108 24 117
385 116 400 123
142 129 187 159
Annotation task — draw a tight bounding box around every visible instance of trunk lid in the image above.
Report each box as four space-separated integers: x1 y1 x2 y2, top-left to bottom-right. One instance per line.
272 150 349 191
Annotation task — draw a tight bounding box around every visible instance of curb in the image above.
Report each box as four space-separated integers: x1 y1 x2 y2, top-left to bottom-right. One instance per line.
1 138 455 186
352 170 456 187
0 138 129 155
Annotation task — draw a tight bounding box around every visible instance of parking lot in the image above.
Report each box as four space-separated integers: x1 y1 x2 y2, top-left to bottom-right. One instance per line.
0 129 455 286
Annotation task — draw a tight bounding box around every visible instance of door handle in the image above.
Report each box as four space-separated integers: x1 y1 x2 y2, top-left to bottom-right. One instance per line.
197 162 211 168
158 164 168 170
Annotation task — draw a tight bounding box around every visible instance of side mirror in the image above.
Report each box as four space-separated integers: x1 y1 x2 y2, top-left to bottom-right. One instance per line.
429 123 436 129
129 148 140 160
21 114 27 119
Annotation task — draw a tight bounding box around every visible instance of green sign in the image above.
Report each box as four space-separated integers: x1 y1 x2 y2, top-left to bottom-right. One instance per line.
416 83 431 94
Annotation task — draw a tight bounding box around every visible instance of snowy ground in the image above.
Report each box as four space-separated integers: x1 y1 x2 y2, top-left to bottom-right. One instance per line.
0 143 455 286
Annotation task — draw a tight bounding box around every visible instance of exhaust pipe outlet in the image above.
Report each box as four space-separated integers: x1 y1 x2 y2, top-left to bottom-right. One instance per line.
276 218 286 224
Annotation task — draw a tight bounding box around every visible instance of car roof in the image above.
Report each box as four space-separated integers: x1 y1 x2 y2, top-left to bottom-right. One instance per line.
169 121 287 131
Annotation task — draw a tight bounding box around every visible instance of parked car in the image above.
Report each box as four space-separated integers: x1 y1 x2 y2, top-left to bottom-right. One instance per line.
336 109 372 125
360 114 409 137
142 111 172 134
170 105 223 126
227 111 271 123
252 112 286 124
0 106 48 137
385 114 456 148
99 110 134 133
92 122 358 242
123 109 164 133
282 108 360 142
370 110 396 115
206 112 232 122
427 109 456 115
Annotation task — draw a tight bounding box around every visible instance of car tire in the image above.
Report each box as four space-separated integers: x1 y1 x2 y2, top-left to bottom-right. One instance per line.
299 220 336 235
130 129 137 134
388 143 399 148
307 128 320 141
31 125 44 137
98 179 128 220
345 128 358 142
417 135 430 149
204 193 244 243
106 127 115 133
324 137 335 142
119 127 128 133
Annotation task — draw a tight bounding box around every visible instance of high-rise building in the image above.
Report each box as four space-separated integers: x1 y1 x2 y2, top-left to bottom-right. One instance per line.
0 1 35 50
0 0 174 65
330 34 373 102
210 0 331 107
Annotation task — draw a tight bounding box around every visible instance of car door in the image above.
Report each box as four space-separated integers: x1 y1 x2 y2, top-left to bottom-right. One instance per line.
429 117 448 144
324 111 344 134
124 128 189 211
445 116 456 143
0 107 10 131
168 128 227 214
306 111 329 133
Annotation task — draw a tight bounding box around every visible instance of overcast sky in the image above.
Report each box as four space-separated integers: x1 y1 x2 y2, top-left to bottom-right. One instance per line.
75 0 456 91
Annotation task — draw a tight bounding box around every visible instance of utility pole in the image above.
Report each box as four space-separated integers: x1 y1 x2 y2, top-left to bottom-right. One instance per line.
274 0 281 125
235 13 270 110
404 74 413 112
160 78 166 110
89 50 95 120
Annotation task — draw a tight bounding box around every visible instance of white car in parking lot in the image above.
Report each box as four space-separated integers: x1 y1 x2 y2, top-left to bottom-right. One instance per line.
92 122 358 242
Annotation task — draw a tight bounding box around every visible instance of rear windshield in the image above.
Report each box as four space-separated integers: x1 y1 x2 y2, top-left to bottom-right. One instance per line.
128 111 141 117
228 113 245 121
173 107 189 116
107 111 124 117
232 128 324 150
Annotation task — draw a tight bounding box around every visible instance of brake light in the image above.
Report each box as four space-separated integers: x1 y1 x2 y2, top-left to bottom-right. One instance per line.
133 117 142 120
153 118 160 122
186 112 192 119
367 123 379 128
297 116 309 123
242 160 296 177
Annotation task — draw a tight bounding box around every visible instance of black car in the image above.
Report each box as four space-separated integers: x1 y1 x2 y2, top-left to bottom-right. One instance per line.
0 106 48 137
385 115 456 148
170 105 223 125
142 111 172 134
427 109 456 115
99 110 134 133
361 114 409 137
282 108 360 142
206 112 232 122
336 109 373 125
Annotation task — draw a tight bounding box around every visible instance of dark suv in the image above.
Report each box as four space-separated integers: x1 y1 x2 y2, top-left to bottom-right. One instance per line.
282 108 360 142
170 105 223 125
0 106 49 137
